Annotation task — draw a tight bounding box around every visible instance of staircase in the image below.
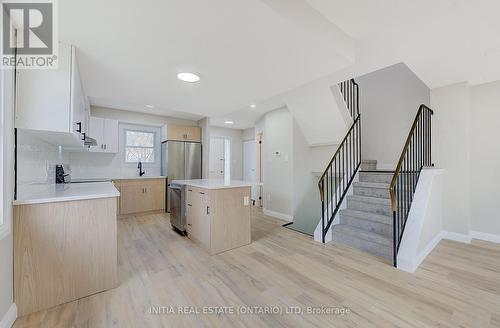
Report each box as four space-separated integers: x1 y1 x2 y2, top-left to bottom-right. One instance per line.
318 78 434 267
331 167 393 260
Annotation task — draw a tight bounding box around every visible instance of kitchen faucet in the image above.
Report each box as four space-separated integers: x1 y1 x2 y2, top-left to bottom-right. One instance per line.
138 161 145 176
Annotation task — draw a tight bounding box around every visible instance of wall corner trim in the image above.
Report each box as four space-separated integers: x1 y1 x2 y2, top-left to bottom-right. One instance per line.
263 208 293 222
0 304 17 328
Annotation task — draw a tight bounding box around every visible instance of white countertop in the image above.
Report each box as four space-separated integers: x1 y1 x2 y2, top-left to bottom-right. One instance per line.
71 176 166 182
171 179 262 190
14 182 120 205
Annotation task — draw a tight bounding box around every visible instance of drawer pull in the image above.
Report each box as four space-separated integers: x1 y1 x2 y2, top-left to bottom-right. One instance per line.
187 223 192 226
207 206 210 215
199 192 205 195
188 189 192 192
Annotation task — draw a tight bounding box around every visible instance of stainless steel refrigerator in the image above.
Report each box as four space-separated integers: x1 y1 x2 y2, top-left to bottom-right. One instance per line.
161 140 202 216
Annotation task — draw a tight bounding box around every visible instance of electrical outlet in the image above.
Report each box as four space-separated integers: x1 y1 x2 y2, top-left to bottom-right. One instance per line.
243 196 249 206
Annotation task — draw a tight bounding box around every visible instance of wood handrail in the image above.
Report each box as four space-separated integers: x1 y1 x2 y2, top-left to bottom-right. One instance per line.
389 104 434 211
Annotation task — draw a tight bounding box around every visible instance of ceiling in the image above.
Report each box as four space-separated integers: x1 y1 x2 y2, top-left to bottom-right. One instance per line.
61 0 500 128
60 0 354 122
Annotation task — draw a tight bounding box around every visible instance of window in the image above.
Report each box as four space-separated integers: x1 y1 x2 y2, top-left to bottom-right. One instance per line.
125 130 155 163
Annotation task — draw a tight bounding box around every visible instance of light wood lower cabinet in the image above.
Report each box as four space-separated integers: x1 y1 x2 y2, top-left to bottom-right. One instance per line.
13 197 118 316
186 186 251 255
113 178 166 215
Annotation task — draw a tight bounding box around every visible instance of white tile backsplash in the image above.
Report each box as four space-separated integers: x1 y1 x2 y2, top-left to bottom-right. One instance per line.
17 124 162 187
17 130 69 186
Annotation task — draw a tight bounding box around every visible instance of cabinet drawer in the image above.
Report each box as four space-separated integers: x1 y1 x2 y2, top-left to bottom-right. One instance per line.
189 187 210 200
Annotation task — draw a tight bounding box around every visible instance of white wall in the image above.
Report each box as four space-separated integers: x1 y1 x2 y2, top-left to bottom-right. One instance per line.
198 118 210 179
258 108 294 219
17 107 200 182
0 65 16 323
209 126 243 180
17 131 68 186
470 81 500 236
242 128 255 141
91 106 197 128
431 82 471 235
69 123 162 179
357 63 430 168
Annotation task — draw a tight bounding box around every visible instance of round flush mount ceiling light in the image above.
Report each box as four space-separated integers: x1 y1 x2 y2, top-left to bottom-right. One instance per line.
224 121 234 125
249 103 256 109
177 72 200 83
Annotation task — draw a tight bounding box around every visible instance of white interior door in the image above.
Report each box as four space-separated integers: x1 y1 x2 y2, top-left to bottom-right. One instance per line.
209 137 225 179
243 140 257 201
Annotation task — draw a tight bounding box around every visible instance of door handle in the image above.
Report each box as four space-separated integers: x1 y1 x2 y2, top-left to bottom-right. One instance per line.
76 122 82 133
187 204 192 207
187 223 192 226
104 144 107 150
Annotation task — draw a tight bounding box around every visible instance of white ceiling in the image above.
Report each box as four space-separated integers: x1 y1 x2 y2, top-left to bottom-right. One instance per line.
61 0 500 128
60 0 354 122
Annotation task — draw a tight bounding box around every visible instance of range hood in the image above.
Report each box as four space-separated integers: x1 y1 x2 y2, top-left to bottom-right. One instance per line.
83 134 97 146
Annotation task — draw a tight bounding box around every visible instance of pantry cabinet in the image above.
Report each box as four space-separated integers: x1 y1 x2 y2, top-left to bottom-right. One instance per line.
15 43 89 148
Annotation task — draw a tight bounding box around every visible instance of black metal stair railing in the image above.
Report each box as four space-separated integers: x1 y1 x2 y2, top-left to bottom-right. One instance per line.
318 79 361 243
389 104 434 266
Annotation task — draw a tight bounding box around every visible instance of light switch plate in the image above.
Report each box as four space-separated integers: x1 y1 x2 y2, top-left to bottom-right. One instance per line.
243 196 249 206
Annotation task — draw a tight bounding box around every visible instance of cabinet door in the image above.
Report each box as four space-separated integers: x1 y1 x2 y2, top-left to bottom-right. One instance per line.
119 184 147 214
70 46 86 137
198 197 211 250
186 126 201 142
167 124 201 142
103 119 119 153
88 117 104 152
187 193 200 240
15 43 72 133
148 180 166 211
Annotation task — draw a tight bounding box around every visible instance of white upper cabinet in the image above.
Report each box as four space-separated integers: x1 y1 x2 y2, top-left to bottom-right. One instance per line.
88 117 119 153
15 43 88 148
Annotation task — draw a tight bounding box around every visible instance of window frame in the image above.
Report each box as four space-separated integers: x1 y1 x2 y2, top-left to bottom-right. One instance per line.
123 128 157 164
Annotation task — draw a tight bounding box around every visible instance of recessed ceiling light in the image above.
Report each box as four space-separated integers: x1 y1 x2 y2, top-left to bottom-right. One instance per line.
145 104 154 109
224 121 234 125
177 72 200 83
249 104 256 108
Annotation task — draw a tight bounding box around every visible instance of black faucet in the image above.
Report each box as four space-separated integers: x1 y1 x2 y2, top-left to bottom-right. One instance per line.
138 161 145 176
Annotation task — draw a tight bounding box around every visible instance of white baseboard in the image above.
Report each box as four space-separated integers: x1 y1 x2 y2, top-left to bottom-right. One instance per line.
0 304 17 328
441 231 472 244
470 231 500 243
400 232 443 273
263 208 293 222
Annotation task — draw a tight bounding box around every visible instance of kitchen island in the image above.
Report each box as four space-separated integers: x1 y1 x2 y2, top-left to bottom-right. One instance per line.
172 179 258 255
13 182 120 316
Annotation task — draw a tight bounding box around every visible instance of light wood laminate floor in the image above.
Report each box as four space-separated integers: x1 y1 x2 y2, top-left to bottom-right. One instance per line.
13 209 500 327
